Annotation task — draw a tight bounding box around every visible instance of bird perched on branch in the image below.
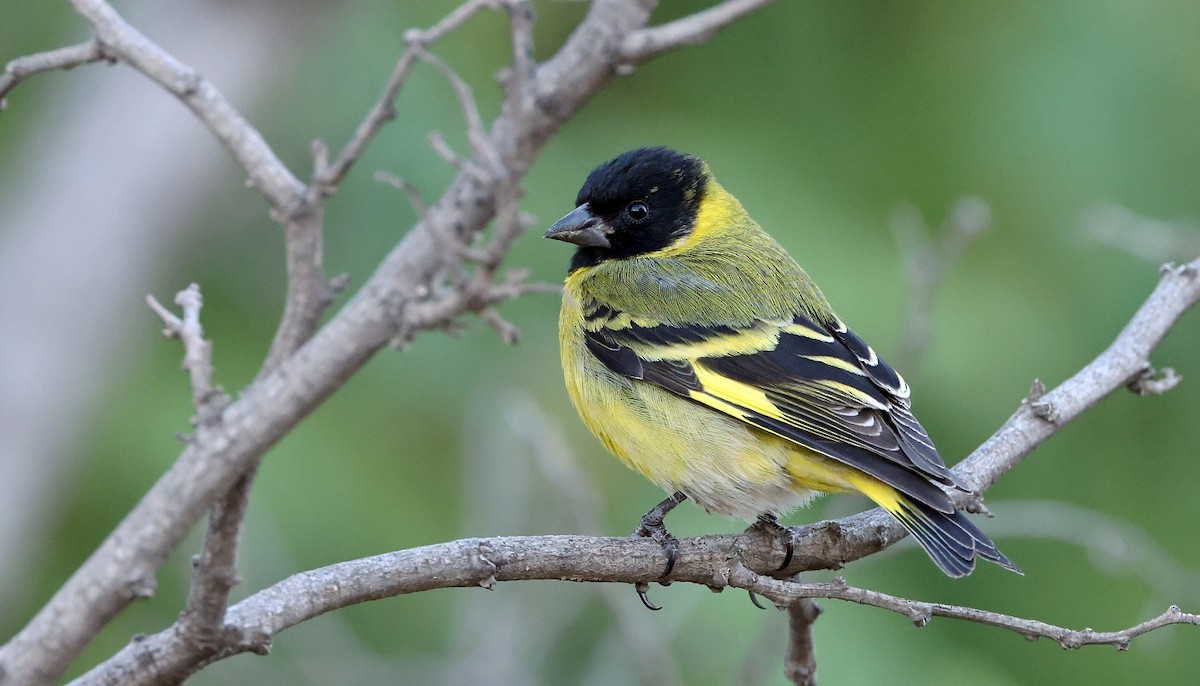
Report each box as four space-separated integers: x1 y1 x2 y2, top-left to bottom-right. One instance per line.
545 147 1019 598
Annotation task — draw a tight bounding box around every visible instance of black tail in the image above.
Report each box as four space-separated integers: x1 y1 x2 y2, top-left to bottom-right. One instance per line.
893 497 1022 578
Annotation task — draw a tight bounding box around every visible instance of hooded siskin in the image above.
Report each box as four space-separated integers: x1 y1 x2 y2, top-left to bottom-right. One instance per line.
546 146 1018 577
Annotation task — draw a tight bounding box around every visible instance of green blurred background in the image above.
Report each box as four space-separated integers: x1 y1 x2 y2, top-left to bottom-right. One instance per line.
2 1 1199 684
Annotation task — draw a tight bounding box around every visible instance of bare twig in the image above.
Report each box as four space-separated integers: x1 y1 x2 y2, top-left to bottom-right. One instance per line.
729 566 1199 651
312 0 501 195
620 0 779 63
500 0 536 111
890 196 991 370
0 39 113 109
66 0 305 212
145 284 226 423
1084 203 1200 264
175 470 252 654
783 591 822 686
145 284 243 655
416 48 501 177
374 171 428 217
951 258 1200 495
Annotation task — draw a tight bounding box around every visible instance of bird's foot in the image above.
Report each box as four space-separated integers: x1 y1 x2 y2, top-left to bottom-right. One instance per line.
749 513 796 571
631 491 687 610
739 513 796 609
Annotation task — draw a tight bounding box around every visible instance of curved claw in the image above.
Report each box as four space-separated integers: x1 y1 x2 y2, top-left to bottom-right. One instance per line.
779 535 795 571
660 535 679 578
753 513 796 571
631 492 688 611
747 590 767 610
636 582 662 611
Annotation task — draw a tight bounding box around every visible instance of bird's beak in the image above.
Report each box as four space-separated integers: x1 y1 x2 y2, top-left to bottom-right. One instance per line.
544 203 611 249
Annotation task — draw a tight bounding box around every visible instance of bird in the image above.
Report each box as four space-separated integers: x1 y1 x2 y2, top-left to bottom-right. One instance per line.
544 146 1019 596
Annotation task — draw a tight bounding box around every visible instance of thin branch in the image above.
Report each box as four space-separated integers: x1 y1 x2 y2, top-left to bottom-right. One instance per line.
620 0 778 63
145 284 244 656
75 529 1200 684
889 196 991 370
1084 203 1200 264
952 258 1200 495
783 591 821 686
0 38 113 109
415 48 501 177
375 171 429 217
312 0 501 195
175 470 252 655
730 566 1199 651
145 284 227 424
260 207 329 371
67 0 305 213
500 0 536 111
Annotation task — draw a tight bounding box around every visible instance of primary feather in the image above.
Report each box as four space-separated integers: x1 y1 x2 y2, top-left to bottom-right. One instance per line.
548 147 1018 577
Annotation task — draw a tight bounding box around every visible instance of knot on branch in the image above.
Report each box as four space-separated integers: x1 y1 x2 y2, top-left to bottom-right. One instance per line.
1126 364 1182 396
173 69 203 98
126 572 157 601
232 627 273 656
907 604 933 628
1023 378 1059 423
475 542 499 589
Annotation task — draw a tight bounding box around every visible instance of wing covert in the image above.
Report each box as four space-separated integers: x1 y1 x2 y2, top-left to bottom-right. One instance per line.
582 306 963 500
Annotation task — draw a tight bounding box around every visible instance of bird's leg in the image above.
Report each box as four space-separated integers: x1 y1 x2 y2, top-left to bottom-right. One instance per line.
751 513 796 571
632 491 687 610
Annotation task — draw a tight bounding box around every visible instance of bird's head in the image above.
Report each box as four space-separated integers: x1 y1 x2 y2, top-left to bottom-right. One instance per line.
545 147 711 270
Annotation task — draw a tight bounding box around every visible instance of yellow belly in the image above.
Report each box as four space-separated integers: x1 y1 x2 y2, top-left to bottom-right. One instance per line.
558 295 856 521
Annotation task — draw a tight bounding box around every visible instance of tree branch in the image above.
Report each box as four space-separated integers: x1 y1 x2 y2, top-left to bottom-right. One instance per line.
310 0 500 196
731 566 1199 651
145 284 245 659
145 284 226 422
953 258 1199 494
76 524 1200 684
783 589 821 686
0 39 113 109
620 0 778 63
66 0 306 213
889 196 991 370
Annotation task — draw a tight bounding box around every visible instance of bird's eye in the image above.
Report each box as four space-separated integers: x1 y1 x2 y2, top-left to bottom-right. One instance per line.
625 201 650 223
